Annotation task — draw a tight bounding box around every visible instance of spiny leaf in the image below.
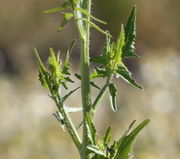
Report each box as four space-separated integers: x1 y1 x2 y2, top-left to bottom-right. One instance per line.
122 6 139 58
74 7 107 25
61 86 81 102
62 40 76 75
53 111 66 132
116 65 142 89
58 13 74 32
103 127 112 146
42 2 72 14
109 83 117 112
115 119 150 159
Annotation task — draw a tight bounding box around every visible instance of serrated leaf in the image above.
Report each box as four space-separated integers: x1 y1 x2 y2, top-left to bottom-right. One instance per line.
109 83 118 112
58 13 74 32
43 2 72 14
62 40 76 75
116 65 142 89
87 145 106 156
53 111 66 132
122 6 139 58
61 86 81 102
115 120 150 159
103 127 112 146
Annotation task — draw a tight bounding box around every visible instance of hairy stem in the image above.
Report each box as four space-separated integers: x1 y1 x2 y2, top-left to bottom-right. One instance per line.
78 0 92 158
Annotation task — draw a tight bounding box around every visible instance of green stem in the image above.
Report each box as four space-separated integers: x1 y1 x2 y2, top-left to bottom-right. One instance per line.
54 96 82 151
78 0 92 158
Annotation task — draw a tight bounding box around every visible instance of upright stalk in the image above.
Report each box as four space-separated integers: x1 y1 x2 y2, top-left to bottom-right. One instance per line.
80 0 92 158
35 2 149 159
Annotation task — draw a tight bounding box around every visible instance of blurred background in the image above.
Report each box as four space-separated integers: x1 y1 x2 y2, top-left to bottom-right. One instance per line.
0 0 179 159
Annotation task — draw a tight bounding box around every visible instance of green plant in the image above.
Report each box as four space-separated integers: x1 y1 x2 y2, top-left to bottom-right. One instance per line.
34 0 150 159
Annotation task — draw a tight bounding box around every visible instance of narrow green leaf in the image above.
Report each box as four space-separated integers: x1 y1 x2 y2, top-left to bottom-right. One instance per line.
92 81 109 110
103 127 112 146
115 119 150 159
75 7 107 25
109 83 118 112
34 48 50 90
34 48 47 73
87 145 106 156
116 65 142 89
116 25 125 64
75 74 101 89
58 13 74 32
122 6 139 58
64 76 74 83
90 81 101 90
61 86 81 102
42 2 72 14
62 40 76 75
76 121 83 129
127 120 136 134
78 18 112 37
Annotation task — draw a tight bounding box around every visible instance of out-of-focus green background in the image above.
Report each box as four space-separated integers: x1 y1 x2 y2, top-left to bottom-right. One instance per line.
0 0 179 159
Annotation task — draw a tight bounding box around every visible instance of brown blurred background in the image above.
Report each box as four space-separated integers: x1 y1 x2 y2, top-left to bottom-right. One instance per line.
0 0 179 159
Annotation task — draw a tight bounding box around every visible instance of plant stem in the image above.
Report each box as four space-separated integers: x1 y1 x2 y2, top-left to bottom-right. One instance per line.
79 0 92 158
54 96 82 151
